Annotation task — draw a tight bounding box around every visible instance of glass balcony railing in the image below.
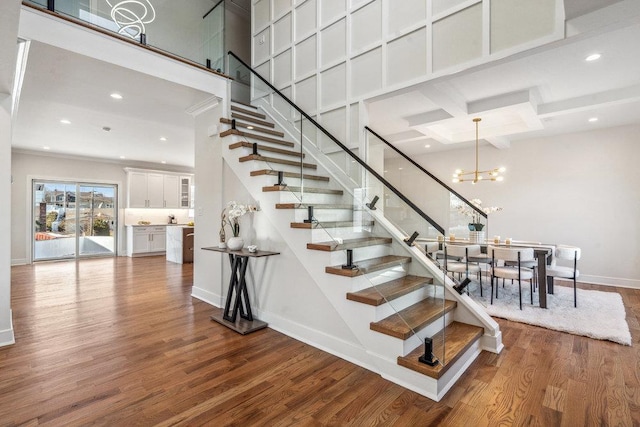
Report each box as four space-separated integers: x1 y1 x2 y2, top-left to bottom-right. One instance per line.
228 51 457 369
22 0 226 73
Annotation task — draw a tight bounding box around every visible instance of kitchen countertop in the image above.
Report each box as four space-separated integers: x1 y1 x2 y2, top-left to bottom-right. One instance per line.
127 224 194 227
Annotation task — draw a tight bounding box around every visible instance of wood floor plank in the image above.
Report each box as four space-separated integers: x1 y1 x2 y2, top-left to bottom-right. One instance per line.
1 258 640 425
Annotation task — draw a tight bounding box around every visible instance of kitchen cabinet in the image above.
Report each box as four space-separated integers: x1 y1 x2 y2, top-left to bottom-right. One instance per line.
127 226 167 256
126 170 191 209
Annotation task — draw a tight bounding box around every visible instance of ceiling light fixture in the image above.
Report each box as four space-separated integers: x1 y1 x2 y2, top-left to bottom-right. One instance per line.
110 93 123 100
60 119 71 124
43 146 50 150
160 137 167 141
424 144 431 148
452 118 505 184
588 117 598 122
585 53 601 62
106 0 156 39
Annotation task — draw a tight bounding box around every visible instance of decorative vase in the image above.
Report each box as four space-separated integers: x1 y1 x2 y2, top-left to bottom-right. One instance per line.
469 230 485 243
468 223 476 231
227 236 244 251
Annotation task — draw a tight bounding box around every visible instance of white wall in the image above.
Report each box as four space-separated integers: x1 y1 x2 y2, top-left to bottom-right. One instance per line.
384 124 640 288
10 150 193 264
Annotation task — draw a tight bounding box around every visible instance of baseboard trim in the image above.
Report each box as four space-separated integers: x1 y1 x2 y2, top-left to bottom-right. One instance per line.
573 276 640 290
191 286 222 308
0 310 15 347
11 259 28 266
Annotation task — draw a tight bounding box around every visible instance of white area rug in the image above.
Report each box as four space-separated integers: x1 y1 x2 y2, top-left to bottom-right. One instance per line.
469 282 632 346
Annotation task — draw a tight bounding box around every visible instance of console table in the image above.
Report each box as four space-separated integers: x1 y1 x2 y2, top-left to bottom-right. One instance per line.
202 246 280 334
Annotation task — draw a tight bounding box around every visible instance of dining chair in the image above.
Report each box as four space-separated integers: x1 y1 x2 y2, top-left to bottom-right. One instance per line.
488 245 535 310
546 245 581 307
443 244 483 296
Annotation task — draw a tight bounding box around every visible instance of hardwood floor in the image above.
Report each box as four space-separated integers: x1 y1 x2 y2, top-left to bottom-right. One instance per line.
1 256 639 426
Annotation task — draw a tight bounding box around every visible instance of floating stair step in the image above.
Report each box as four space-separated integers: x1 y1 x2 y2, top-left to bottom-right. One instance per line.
290 220 374 229
307 237 392 252
346 275 434 306
231 104 266 119
239 154 317 170
230 142 303 158
262 185 342 195
397 322 483 379
231 112 276 128
325 255 411 278
250 169 330 182
221 118 284 137
221 129 295 147
276 203 354 210
370 298 457 340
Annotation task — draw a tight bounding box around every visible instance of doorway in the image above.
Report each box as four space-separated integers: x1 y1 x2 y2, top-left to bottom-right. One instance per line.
33 180 117 261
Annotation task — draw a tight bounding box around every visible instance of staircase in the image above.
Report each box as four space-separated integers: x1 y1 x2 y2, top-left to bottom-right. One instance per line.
218 100 501 401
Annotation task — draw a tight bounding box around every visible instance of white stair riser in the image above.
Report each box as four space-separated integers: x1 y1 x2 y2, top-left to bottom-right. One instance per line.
273 191 349 205
323 245 391 266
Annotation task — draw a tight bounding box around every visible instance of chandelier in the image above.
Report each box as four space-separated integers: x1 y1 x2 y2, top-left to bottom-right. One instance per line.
106 0 156 39
452 118 505 184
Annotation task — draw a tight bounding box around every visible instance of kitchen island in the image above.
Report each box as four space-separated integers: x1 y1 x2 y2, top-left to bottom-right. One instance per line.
166 226 194 264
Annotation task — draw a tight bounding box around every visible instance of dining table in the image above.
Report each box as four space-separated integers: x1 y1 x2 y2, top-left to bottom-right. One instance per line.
423 239 554 309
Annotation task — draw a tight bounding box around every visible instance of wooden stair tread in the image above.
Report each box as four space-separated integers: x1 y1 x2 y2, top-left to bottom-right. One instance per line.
276 203 354 210
231 104 266 119
370 298 457 340
231 112 276 128
221 118 284 137
221 129 295 147
290 220 374 229
229 142 303 158
250 169 330 182
307 237 392 252
398 322 484 379
347 275 433 306
231 99 257 109
239 154 317 170
262 185 342 195
325 255 411 277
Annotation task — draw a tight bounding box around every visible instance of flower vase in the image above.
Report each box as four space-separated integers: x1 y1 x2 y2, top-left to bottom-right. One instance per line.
227 236 244 251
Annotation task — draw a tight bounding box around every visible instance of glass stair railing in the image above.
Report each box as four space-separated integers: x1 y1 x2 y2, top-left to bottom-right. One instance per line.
224 51 487 376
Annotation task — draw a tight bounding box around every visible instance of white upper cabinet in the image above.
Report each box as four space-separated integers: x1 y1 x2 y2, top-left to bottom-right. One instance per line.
126 169 193 209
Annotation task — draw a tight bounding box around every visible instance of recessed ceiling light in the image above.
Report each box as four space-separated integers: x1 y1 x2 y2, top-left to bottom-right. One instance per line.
110 93 123 100
119 156 125 159
160 137 167 141
398 167 403 170
60 119 71 124
585 53 601 62
161 160 167 164
424 144 431 148
246 126 254 130
43 146 50 150
589 117 598 122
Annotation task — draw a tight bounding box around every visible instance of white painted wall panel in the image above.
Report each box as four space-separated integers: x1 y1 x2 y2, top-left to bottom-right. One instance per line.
273 49 292 88
295 0 317 42
321 106 347 143
491 0 557 53
320 0 346 27
274 13 292 53
386 28 427 86
387 0 426 36
253 28 271 65
295 35 317 78
321 18 346 67
295 75 317 114
349 103 359 147
351 0 381 53
253 0 270 31
320 62 346 108
273 85 296 122
432 0 472 17
274 0 292 19
351 47 382 98
432 4 482 72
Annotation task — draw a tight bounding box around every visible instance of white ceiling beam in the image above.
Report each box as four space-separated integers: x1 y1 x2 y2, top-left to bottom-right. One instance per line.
538 84 640 117
467 89 535 115
484 136 511 149
405 109 452 127
419 83 469 117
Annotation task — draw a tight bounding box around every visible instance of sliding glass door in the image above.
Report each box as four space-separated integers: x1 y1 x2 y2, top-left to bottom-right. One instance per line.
33 180 117 261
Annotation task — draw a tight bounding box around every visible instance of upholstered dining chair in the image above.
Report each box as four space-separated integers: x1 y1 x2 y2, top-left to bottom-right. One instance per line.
488 245 535 310
546 245 581 307
443 244 483 296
